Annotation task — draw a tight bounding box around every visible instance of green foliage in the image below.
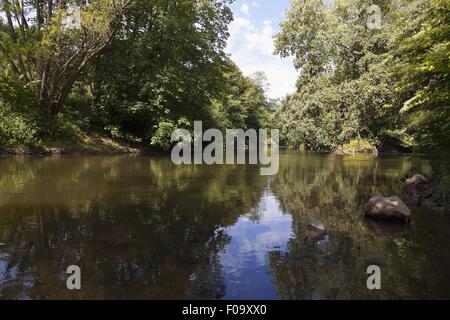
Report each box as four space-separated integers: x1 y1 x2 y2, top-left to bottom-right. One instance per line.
0 100 83 150
275 0 449 156
212 63 271 131
89 0 271 147
0 0 134 114
341 139 376 153
0 0 272 151
394 0 450 152
0 103 39 148
274 0 406 151
151 118 192 151
0 72 36 108
0 73 85 150
1 0 446 160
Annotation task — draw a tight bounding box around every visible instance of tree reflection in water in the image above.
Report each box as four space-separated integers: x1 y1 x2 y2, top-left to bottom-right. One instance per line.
0 151 450 299
0 156 265 299
268 151 450 299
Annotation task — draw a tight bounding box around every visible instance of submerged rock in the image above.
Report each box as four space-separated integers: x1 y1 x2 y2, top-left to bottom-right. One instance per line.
364 196 411 224
307 220 325 233
402 174 447 211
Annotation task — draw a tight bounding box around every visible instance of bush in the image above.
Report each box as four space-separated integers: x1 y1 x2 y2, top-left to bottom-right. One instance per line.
150 118 191 151
0 103 40 149
0 100 82 151
335 139 378 155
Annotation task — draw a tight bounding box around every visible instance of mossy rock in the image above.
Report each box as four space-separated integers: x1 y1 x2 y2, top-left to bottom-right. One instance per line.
333 139 378 155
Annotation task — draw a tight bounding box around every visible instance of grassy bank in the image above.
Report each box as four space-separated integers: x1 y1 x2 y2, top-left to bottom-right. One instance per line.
0 132 141 155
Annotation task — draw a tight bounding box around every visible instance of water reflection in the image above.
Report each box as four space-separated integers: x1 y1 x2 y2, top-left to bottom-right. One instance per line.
220 191 292 299
0 151 449 299
0 156 265 299
269 151 450 299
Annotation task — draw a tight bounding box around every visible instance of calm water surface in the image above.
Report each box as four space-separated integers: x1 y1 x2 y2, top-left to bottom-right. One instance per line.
0 150 449 299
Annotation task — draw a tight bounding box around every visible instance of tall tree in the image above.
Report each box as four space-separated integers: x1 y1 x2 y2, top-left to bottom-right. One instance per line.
0 0 133 114
92 0 234 145
274 0 406 150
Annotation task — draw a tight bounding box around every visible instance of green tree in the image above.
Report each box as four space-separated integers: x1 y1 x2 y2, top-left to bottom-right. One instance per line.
91 0 234 147
212 62 271 131
274 0 407 151
394 0 450 152
0 0 133 114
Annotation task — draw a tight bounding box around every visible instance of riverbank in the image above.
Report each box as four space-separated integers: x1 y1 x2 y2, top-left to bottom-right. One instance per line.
0 132 143 156
0 142 429 157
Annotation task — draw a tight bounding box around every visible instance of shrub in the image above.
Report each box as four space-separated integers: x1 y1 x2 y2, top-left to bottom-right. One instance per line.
151 118 191 151
0 103 40 149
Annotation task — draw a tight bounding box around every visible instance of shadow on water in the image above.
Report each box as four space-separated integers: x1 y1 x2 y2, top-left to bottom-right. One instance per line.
0 150 449 299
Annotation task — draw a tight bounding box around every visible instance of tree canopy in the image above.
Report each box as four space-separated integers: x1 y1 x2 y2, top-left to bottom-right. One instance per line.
274 0 449 154
0 0 448 158
0 0 271 150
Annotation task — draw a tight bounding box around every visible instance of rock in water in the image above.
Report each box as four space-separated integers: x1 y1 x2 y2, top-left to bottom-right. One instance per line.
307 220 325 233
402 174 446 210
364 196 411 224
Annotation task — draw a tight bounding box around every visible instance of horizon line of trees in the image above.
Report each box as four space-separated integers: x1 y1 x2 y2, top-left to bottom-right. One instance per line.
0 0 448 161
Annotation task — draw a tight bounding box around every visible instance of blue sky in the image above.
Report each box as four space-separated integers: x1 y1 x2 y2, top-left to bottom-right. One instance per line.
225 0 297 99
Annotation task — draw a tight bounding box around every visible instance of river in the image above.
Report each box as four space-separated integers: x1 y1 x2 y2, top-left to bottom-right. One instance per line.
0 150 449 299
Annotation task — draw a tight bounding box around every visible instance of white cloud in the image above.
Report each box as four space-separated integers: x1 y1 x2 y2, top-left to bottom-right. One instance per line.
227 17 273 57
226 17 297 99
240 4 250 17
251 1 260 8
220 193 293 267
240 61 297 100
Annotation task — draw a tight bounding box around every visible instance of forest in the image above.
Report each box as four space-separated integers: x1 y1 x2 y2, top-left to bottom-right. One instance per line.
0 0 448 160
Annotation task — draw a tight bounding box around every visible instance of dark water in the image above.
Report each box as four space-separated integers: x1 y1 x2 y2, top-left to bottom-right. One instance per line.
0 150 449 299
